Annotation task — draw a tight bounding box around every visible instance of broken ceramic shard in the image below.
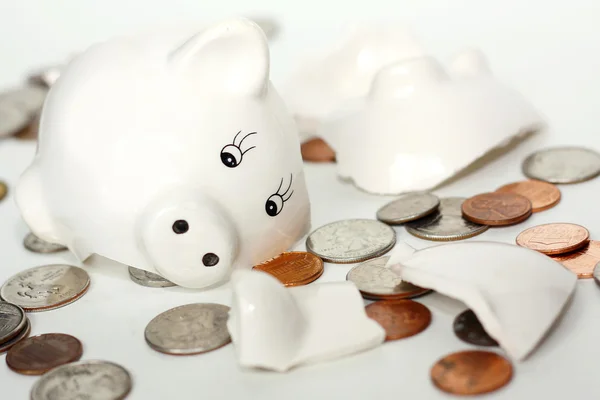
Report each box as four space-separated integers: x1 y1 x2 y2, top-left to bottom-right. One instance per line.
319 49 543 194
385 241 577 361
227 269 385 372
15 18 311 289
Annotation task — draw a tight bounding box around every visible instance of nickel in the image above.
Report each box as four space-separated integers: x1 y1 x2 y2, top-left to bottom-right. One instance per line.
462 192 532 226
376 192 440 225
496 179 561 212
253 251 324 286
522 146 600 184
365 299 432 340
551 240 600 278
516 223 589 255
7 333 83 375
23 232 67 253
453 309 498 347
128 266 176 288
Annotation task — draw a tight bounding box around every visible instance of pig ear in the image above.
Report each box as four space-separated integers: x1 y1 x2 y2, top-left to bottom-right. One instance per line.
168 18 269 97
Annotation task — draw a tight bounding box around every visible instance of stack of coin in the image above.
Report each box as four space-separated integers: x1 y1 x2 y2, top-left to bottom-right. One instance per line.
253 251 324 286
0 302 31 353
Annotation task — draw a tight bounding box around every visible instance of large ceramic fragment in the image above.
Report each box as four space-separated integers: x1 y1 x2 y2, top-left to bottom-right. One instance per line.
227 269 385 372
320 49 543 194
385 241 576 361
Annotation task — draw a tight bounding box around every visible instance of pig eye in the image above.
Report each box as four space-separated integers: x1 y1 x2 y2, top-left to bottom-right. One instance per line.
220 131 257 168
172 220 189 234
265 174 294 217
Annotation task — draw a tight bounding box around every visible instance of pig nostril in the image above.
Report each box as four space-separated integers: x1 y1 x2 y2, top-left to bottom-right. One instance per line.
202 253 219 267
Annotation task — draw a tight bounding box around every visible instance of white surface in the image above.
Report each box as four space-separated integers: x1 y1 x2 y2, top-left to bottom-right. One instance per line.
2 1 600 398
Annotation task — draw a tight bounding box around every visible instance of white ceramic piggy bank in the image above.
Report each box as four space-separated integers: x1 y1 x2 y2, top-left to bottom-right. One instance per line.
15 18 311 289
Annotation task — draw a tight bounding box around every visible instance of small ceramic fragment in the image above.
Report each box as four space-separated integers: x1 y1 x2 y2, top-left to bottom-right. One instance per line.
385 241 576 361
227 269 385 372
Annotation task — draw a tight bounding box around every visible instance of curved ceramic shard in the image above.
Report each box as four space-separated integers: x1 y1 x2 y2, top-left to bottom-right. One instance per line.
385 241 577 361
228 269 385 372
320 50 543 195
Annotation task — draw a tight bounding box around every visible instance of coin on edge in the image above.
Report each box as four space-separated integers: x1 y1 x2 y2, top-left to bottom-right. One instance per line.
7 333 83 375
30 360 132 400
522 146 600 184
516 223 589 255
462 192 532 226
145 303 231 355
593 262 600 288
23 232 67 253
365 299 432 340
306 219 396 263
128 266 176 288
0 302 26 344
346 256 430 300
453 309 499 347
431 350 513 395
0 181 7 201
551 240 600 278
1 264 90 312
496 179 561 212
376 192 440 225
0 318 31 353
253 252 324 286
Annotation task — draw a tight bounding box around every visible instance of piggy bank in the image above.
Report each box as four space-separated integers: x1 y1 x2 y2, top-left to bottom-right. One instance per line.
15 18 311 289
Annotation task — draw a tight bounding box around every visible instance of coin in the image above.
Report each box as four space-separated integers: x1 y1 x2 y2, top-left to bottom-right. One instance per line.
30 360 132 400
306 219 396 263
300 138 336 162
128 266 176 288
516 223 589 255
551 240 600 278
453 309 499 347
462 192 532 226
594 262 600 288
496 179 561 212
0 302 26 344
145 303 231 355
523 146 600 184
23 232 67 253
365 299 432 340
253 252 324 286
6 333 83 375
346 256 430 300
0 103 29 137
0 181 7 201
406 197 489 241
376 192 440 225
15 113 40 140
0 318 31 353
1 264 90 312
430 350 513 395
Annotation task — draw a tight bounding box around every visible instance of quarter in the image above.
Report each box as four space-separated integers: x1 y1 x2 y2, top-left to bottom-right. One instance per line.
6 333 83 375
551 240 600 278
496 179 561 212
0 302 26 344
253 252 324 286
128 266 176 288
516 223 589 255
522 146 600 184
376 192 440 224
453 309 499 347
462 192 532 226
23 232 67 253
365 299 432 340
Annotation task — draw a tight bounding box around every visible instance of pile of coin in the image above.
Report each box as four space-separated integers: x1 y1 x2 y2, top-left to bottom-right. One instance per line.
0 302 31 353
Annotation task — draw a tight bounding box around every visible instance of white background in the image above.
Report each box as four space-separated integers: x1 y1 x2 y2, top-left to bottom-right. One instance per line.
1 0 600 399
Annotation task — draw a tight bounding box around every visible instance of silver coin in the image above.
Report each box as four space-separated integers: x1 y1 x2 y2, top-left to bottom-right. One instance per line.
306 219 396 263
376 192 440 224
522 146 600 183
0 301 26 344
405 197 489 241
0 86 47 114
23 232 68 253
1 264 90 312
346 256 431 299
0 317 31 353
594 262 600 288
145 303 231 355
128 266 176 288
0 103 30 137
31 360 132 400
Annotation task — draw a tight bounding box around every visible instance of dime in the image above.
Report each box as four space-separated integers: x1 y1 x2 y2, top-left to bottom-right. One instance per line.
430 350 513 395
0 181 7 201
0 302 26 344
594 262 600 288
6 333 83 375
0 318 31 353
462 192 532 226
1 264 90 312
300 138 335 162
365 299 432 340
516 223 589 255
23 232 67 253
522 146 600 184
346 256 430 300
253 252 324 286
145 303 231 355
30 360 132 400
306 219 396 263
376 192 440 225
496 179 561 212
453 309 498 347
551 240 600 278
128 266 176 288
406 197 489 241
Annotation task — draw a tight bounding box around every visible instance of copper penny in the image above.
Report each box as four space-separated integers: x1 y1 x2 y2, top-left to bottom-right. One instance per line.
462 192 532 226
431 350 513 395
253 252 324 286
516 223 589 255
496 179 561 212
6 333 83 375
365 300 431 341
0 318 31 354
0 181 7 201
552 240 600 278
301 138 335 162
453 309 498 347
